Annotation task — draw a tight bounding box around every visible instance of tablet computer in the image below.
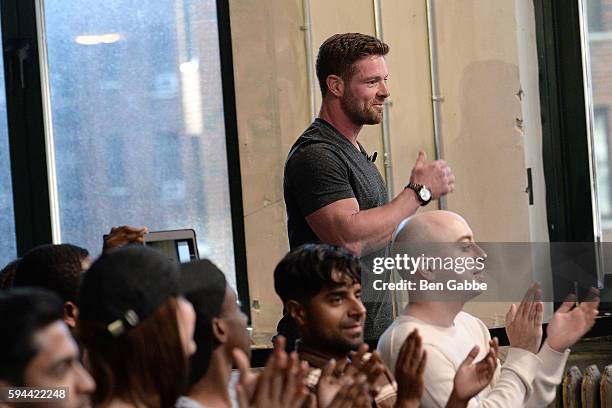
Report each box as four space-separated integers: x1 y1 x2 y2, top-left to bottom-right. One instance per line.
144 229 199 263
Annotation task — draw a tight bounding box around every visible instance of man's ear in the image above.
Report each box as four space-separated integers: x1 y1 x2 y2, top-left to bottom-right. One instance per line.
326 75 344 97
63 301 79 329
212 317 228 344
416 265 436 281
286 300 307 326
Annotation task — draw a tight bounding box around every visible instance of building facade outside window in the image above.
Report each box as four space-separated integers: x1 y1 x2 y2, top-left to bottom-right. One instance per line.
43 0 237 287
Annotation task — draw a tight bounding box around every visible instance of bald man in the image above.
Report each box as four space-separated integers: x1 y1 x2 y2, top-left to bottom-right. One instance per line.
377 210 600 408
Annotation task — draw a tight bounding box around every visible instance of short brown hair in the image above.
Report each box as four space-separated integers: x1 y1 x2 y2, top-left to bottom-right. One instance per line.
316 33 389 96
78 298 188 408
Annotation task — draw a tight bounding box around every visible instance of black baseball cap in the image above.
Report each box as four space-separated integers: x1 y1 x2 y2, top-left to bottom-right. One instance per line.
78 245 185 337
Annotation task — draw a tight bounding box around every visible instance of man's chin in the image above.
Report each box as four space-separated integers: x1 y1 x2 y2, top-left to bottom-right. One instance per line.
342 333 364 349
364 114 382 125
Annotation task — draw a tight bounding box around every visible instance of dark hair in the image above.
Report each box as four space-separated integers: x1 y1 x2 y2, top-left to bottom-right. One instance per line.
78 298 188 408
316 32 389 96
13 244 89 303
0 258 20 289
274 244 362 305
0 288 64 385
183 261 227 385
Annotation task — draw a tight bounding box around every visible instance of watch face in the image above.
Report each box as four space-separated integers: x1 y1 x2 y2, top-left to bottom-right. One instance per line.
419 187 432 202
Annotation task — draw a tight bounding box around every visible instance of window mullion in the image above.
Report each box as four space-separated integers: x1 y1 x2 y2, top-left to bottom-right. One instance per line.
1 0 53 255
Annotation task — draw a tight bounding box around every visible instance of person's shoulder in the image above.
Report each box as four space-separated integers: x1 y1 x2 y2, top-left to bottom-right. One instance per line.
455 311 491 340
378 315 424 349
378 315 449 372
285 137 346 174
288 121 344 158
289 138 339 160
456 311 488 329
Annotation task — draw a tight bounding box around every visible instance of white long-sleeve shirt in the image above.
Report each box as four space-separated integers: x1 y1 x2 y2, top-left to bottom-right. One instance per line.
377 312 569 408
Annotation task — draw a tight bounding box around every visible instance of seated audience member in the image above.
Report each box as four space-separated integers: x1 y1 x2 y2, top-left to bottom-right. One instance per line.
177 259 250 408
76 246 197 408
0 288 95 408
377 210 600 407
0 258 20 289
12 244 90 328
11 226 147 328
274 244 498 408
177 259 366 408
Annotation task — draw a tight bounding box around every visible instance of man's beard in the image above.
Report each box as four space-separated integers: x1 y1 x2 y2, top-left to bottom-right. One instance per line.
316 333 364 356
306 320 364 355
340 92 383 125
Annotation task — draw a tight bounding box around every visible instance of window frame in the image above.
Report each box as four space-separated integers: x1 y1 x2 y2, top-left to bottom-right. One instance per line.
490 0 612 341
1 0 53 254
0 0 251 320
534 0 612 321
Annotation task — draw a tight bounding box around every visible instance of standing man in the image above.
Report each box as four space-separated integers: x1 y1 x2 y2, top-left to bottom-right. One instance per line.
282 33 455 342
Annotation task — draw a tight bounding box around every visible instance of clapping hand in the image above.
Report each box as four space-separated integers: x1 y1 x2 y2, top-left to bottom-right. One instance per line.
450 338 498 404
546 288 599 352
326 375 371 408
394 329 427 407
235 336 309 408
316 358 373 408
347 344 386 393
505 283 543 354
316 343 385 407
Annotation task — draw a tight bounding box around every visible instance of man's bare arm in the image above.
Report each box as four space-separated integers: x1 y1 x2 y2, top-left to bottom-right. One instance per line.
306 192 420 255
306 151 455 256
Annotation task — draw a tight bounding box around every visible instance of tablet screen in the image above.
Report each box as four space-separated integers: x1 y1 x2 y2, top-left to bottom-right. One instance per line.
144 230 199 263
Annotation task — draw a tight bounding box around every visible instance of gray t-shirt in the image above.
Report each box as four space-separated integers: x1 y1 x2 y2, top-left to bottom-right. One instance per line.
282 118 392 340
284 118 388 248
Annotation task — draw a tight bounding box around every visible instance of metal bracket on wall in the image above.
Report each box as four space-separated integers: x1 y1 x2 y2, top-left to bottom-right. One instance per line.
526 167 534 205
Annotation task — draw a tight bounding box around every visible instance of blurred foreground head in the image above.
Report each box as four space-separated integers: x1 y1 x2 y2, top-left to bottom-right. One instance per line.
77 245 196 408
182 259 249 386
12 244 90 328
0 288 95 408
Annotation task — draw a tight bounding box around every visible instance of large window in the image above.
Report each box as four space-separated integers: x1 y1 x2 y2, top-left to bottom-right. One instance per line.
0 17 16 268
42 0 237 286
535 0 612 308
584 1 612 245
593 109 611 230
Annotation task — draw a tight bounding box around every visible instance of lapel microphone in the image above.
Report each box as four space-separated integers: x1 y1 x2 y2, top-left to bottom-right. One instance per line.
367 151 378 163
